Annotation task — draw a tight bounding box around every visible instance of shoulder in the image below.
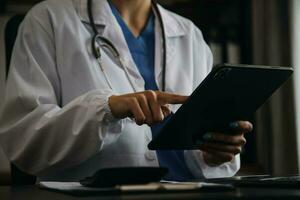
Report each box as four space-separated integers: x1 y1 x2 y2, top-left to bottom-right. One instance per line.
20 0 82 40
23 0 76 27
26 0 71 16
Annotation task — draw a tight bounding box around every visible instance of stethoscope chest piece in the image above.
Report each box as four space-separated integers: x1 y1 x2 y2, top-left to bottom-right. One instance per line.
92 34 120 60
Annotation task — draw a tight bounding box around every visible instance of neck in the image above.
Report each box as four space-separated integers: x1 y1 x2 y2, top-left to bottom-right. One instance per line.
110 0 152 37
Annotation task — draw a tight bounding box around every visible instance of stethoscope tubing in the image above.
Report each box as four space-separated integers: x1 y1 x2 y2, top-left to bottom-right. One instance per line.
87 0 167 92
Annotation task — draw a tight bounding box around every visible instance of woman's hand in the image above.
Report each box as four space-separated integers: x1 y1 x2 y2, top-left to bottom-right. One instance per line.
108 90 188 126
199 121 253 166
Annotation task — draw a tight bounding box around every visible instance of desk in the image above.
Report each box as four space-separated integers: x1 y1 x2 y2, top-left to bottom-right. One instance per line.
1 186 300 200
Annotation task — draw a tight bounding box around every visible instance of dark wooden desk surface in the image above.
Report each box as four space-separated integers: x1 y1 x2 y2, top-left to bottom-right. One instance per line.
1 185 300 200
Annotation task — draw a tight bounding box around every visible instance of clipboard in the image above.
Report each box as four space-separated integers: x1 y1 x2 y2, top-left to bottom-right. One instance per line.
148 64 293 150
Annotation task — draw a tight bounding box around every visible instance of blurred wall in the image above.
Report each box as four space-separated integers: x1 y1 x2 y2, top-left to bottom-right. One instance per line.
291 0 300 169
252 0 298 175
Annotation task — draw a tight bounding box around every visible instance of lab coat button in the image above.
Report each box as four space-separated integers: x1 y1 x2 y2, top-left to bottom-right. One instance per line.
145 152 156 161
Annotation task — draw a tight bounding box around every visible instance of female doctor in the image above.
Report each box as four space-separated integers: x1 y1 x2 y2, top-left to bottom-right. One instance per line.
0 0 252 181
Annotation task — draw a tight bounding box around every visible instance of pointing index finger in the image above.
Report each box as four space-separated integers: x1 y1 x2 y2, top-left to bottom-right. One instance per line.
157 92 189 105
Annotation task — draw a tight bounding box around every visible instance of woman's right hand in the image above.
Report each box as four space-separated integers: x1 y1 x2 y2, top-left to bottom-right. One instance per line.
108 90 188 126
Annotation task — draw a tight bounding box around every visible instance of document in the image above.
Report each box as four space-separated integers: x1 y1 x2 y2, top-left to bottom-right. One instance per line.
38 181 233 196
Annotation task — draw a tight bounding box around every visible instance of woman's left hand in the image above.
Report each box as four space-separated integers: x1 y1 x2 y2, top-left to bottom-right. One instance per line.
199 121 253 166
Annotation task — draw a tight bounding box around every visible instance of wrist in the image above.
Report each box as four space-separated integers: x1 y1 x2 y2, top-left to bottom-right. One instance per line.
103 95 119 122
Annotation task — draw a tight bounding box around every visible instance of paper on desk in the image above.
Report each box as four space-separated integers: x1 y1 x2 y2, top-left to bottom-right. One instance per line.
39 182 118 195
39 181 201 191
38 181 233 196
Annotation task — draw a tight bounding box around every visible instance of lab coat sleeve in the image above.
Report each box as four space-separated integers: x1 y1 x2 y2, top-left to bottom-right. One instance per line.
0 10 123 176
184 25 240 179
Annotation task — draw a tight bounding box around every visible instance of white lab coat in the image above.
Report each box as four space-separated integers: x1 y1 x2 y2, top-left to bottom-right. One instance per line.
0 0 240 181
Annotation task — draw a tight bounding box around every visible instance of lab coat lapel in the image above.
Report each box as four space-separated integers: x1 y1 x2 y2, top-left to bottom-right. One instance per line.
75 0 187 92
76 0 145 91
154 5 186 91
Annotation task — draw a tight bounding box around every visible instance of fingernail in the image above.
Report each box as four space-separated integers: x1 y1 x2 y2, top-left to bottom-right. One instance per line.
229 122 239 129
203 133 213 140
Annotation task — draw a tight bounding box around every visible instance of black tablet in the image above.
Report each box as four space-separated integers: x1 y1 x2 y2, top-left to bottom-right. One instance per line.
148 64 293 150
80 167 168 187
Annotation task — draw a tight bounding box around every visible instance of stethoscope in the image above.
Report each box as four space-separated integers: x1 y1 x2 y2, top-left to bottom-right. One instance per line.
87 0 167 92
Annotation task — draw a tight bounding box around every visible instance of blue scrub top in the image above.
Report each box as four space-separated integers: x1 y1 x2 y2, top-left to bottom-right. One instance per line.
109 2 194 181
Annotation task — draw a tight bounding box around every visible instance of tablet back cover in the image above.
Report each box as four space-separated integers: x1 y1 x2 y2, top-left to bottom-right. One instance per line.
148 64 293 150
